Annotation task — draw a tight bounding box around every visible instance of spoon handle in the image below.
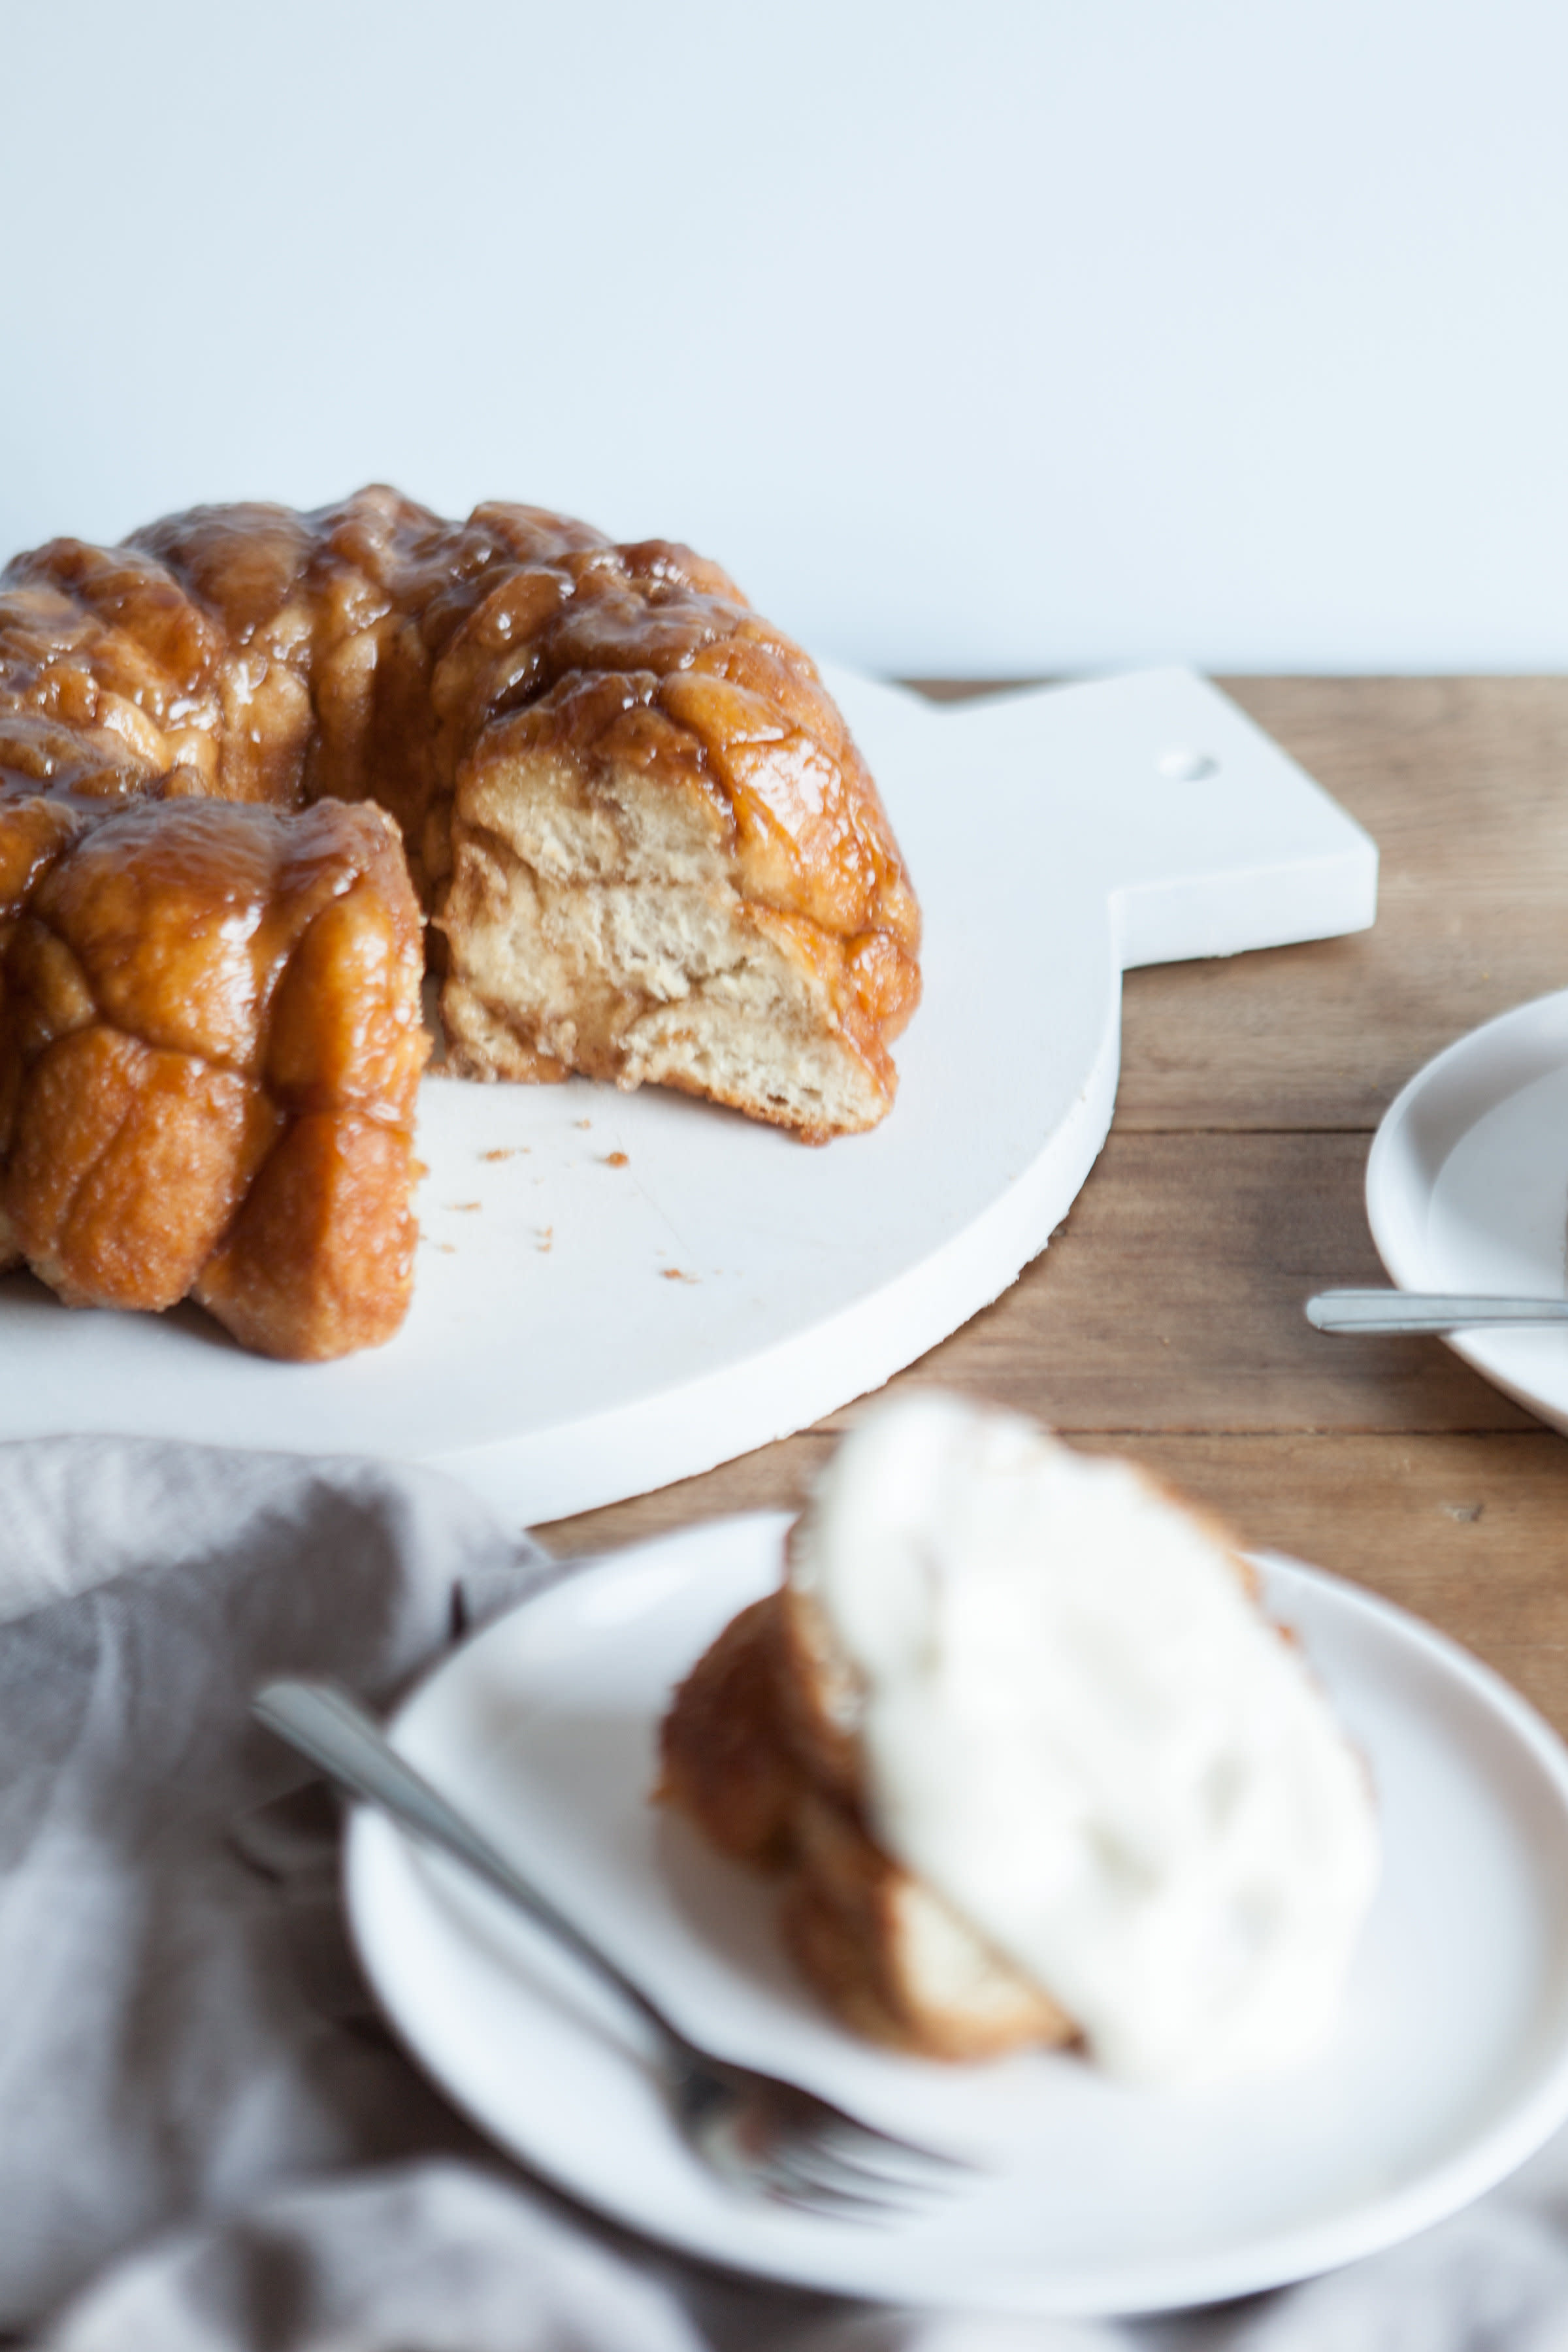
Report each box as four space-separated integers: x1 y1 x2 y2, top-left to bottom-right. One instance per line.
1307 1290 1568 1334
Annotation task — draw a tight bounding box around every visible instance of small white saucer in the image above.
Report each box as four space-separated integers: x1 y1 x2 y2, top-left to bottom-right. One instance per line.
344 1512 1568 2318
1367 989 1568 1432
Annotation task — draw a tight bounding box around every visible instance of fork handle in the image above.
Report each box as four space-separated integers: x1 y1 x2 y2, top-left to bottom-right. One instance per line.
253 1678 688 2066
1306 1288 1568 1333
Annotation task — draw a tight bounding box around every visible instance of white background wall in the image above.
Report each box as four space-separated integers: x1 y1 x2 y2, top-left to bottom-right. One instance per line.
3 0 1565 674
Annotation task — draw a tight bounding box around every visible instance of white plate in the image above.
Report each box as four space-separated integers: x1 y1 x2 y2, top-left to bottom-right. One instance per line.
1367 989 1568 1434
345 1512 1568 2318
0 666 1375 1524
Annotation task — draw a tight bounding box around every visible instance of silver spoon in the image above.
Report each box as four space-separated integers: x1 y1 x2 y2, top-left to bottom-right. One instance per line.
253 1678 973 2218
1306 1290 1568 1335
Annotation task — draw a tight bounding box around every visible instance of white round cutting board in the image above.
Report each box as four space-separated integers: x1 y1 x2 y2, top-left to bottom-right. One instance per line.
0 666 1376 1522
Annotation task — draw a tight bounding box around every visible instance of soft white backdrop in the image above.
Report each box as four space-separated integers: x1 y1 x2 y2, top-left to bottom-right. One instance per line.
3 0 1565 673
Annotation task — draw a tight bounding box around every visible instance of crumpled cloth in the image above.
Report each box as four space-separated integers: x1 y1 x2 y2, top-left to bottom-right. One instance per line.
4 1435 1568 2352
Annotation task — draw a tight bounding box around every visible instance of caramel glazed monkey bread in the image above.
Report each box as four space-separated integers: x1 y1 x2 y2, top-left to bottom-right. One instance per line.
0 489 923 1361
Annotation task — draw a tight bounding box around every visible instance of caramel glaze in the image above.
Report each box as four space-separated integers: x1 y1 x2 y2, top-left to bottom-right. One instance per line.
0 487 921 1357
0 794 427 1358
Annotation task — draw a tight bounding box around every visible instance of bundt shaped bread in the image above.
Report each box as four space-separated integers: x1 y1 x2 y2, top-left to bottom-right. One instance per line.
657 1587 1075 2061
0 489 922 1357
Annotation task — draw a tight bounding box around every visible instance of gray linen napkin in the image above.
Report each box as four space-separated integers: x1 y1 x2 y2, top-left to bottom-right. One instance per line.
8 1434 1568 2352
0 1435 526 2323
0 1435 853 2352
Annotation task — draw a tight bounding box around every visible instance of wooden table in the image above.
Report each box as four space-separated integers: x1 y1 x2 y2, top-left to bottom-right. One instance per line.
539 679 1568 1739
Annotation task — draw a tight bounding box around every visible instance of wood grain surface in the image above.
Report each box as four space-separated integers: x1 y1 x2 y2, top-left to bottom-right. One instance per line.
538 679 1568 1735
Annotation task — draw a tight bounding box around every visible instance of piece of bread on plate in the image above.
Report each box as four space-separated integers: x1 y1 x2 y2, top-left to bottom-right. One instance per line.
659 1395 1381 2083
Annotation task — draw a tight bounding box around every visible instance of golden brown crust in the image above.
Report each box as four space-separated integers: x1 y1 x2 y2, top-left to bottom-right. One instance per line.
656 1597 800 1867
1 489 917 964
0 796 427 1360
0 487 922 1352
1 490 919 1039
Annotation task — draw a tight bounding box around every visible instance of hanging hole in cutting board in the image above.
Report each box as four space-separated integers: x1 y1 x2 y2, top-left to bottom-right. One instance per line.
1156 746 1220 782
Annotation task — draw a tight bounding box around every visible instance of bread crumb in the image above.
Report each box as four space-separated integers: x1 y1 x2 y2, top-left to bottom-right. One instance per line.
481 1147 519 1163
604 1151 629 1168
448 1201 482 1213
575 1119 592 1130
662 1267 698 1283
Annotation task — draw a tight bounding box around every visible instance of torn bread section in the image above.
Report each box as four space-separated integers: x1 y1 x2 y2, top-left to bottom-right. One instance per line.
659 1584 1072 2062
436 665 921 1146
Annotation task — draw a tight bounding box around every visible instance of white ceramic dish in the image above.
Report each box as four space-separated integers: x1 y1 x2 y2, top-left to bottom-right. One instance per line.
1367 990 1568 1434
345 1512 1568 2318
0 665 1375 1524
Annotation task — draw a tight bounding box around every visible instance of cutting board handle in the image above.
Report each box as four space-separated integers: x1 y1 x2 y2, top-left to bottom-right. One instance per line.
845 665 1379 972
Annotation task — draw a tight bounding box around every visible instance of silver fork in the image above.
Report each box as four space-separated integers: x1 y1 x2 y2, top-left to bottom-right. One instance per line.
1305 1288 1568 1334
252 1678 973 2221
